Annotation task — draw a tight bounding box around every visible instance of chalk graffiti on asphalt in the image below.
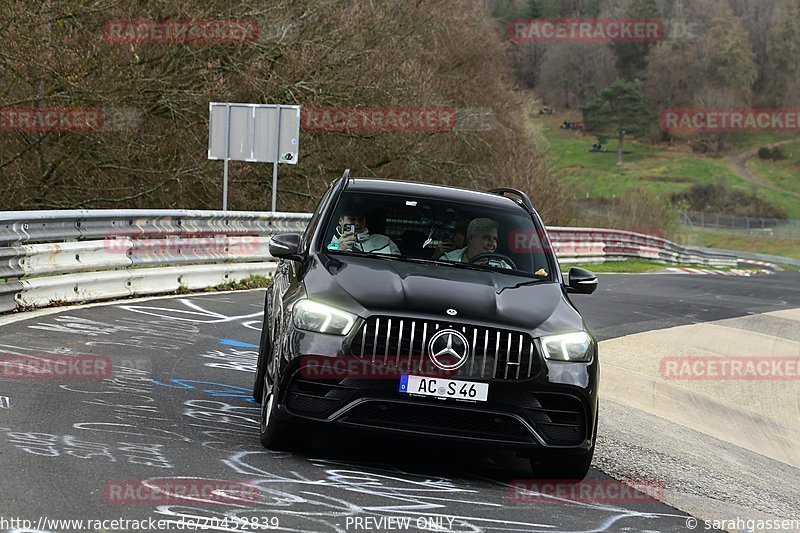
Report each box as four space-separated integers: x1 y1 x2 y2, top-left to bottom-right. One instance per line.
117 299 262 324
3 431 172 467
200 347 258 373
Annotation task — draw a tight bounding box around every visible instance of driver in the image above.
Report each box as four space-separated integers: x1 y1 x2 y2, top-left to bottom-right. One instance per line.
329 211 400 255
439 217 511 268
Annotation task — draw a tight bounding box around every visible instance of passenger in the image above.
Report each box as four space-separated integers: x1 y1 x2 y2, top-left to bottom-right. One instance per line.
329 211 400 254
431 219 467 258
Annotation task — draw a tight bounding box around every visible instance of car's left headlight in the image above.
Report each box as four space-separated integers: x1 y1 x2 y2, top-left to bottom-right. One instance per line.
537 331 594 362
292 299 357 335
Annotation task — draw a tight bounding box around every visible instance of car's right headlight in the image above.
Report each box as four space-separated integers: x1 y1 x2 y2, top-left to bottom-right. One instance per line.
537 331 594 362
292 299 356 335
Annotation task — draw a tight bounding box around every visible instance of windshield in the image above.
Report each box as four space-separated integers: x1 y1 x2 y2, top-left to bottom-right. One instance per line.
319 191 554 279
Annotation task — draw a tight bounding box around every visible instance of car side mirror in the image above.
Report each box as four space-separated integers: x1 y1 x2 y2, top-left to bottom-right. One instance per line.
269 233 304 261
567 267 598 295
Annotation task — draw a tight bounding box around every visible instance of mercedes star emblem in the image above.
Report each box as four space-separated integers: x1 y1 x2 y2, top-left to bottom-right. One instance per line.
428 329 470 371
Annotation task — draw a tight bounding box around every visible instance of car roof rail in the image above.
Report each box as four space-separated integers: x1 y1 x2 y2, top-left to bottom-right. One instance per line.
335 168 351 194
487 187 534 212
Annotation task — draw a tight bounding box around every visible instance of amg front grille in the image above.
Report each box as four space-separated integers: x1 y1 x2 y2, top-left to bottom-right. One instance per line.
348 316 540 380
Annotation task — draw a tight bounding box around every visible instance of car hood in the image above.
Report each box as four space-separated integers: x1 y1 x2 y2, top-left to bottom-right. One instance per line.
302 254 585 334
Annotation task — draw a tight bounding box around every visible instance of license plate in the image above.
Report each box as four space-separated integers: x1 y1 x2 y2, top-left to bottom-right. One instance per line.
398 374 488 402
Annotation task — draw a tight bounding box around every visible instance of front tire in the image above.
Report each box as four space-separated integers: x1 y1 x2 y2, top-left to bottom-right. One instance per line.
253 288 273 401
259 381 310 452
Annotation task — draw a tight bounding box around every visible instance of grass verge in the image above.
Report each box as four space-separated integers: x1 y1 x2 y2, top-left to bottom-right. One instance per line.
747 142 800 196
561 260 734 274
680 228 800 260
209 274 273 291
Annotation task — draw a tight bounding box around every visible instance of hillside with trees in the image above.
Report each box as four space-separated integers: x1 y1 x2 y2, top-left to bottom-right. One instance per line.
0 0 567 223
493 0 800 238
498 0 800 112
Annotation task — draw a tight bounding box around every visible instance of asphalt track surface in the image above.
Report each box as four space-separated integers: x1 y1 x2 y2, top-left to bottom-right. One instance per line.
0 271 798 532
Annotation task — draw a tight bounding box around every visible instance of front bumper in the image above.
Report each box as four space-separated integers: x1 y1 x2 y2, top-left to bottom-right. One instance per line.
273 326 598 456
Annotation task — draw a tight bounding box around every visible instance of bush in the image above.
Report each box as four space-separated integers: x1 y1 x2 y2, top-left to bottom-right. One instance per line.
670 183 787 219
689 137 719 154
570 187 682 240
757 146 786 160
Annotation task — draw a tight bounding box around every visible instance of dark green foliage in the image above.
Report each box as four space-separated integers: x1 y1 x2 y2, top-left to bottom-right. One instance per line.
524 0 545 18
757 147 786 161
611 0 660 80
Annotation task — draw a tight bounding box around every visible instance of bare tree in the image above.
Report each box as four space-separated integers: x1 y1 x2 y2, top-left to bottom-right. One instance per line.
538 43 617 109
644 41 705 111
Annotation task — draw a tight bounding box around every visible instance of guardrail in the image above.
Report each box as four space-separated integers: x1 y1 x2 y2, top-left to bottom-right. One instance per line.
0 210 310 313
548 226 743 267
0 210 773 314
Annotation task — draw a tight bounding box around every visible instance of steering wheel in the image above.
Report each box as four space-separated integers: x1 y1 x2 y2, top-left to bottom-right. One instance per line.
468 252 516 270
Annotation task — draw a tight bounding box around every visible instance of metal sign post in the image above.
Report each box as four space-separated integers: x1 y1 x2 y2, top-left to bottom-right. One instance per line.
272 107 281 212
208 103 300 212
222 103 231 211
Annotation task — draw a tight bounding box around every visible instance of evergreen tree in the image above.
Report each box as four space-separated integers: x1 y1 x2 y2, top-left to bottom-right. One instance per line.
612 0 660 80
524 0 544 19
581 80 652 163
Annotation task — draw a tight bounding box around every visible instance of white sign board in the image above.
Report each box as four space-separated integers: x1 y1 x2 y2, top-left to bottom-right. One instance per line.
208 103 301 211
208 103 299 164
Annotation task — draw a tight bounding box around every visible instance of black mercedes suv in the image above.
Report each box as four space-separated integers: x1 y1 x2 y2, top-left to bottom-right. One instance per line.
253 170 599 479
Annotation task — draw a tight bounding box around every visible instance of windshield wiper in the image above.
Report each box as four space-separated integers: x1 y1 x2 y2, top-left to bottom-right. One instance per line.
497 277 550 293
